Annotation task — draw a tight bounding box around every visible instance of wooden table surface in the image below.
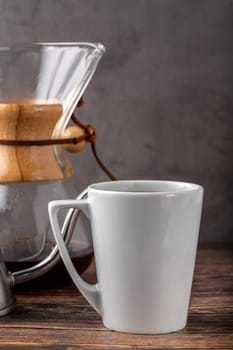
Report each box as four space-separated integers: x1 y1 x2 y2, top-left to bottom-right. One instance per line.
0 246 232 349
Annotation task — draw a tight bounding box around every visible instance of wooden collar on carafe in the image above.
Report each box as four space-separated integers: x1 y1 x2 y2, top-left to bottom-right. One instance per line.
0 97 116 181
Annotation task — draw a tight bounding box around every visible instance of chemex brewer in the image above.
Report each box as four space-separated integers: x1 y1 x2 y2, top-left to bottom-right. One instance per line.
0 42 110 315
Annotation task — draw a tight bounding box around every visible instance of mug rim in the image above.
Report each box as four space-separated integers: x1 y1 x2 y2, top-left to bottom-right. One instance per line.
88 180 203 195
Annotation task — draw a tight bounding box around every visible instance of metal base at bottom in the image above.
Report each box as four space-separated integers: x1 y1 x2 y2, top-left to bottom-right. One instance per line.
0 299 16 317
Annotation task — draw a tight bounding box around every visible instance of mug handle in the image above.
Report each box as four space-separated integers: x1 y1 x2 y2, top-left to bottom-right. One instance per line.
48 199 102 314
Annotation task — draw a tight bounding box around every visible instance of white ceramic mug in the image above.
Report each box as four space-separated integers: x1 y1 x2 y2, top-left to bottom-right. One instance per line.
49 180 204 334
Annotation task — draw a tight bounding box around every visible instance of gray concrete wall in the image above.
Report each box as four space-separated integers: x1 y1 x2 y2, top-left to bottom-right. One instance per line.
0 0 232 242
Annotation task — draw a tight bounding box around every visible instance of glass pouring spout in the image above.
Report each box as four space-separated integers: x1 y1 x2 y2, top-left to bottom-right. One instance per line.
0 42 105 182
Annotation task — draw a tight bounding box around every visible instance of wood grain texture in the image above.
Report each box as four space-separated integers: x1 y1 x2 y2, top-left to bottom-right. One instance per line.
0 103 73 182
16 103 64 181
0 247 232 349
0 104 21 181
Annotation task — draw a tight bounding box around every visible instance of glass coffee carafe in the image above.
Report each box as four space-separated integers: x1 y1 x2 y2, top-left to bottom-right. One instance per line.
0 43 105 278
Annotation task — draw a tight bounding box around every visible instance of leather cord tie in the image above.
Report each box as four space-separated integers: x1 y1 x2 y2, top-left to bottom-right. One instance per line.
71 111 116 181
0 97 116 181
